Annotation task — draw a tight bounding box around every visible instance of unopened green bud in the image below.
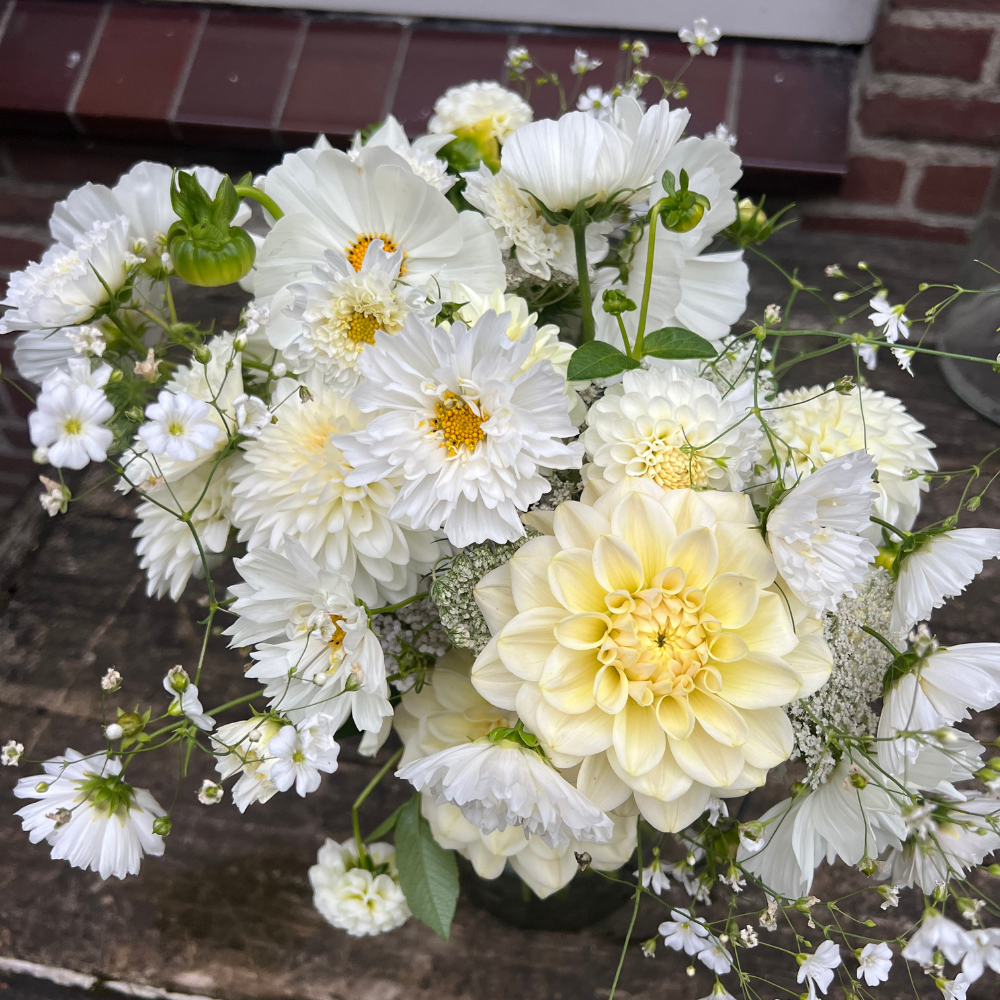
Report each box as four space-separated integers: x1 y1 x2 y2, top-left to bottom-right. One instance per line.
108 368 124 383
849 771 868 789
987 863 1000 876
298 385 314 403
738 197 767 228
117 711 145 738
193 345 212 364
976 767 998 783
35 781 50 793
602 288 637 316
987 757 1000 770
834 375 855 394
933 883 948 903
967 495 981 512
152 815 173 836
125 406 145 423
658 169 711 233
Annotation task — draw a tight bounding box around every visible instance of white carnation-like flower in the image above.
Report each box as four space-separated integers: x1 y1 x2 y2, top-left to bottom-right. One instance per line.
428 81 532 142
583 366 761 493
349 114 455 193
229 374 440 605
28 380 113 470
766 450 878 613
309 838 410 936
14 750 165 880
338 312 584 547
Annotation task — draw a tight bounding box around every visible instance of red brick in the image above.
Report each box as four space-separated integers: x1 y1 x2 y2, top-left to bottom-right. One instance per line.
0 235 45 269
916 163 993 215
860 93 1000 147
873 21 992 81
0 190 58 226
840 157 906 203
802 214 971 243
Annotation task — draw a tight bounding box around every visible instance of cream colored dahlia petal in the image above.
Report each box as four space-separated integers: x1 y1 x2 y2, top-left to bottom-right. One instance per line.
547 548 609 612
539 645 600 714
497 607 567 680
509 535 562 610
553 500 611 549
661 489 719 533
554 613 612 649
510 845 578 900
613 701 666 776
741 707 794 769
704 573 760 629
778 630 832 699
708 633 750 662
688 690 749 747
592 534 645 593
608 743 692 800
609 491 678 585
655 694 696 741
533 699 615 757
732 591 797 656
712 522 777 588
635 784 711 833
715 653 802 709
474 563 517 634
667 526 719 588
669 725 744 787
577 752 633 810
594 663 630 714
470 638 520 710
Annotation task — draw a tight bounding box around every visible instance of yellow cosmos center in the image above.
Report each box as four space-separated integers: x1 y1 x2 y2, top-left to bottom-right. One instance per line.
345 232 406 274
431 392 487 455
347 310 380 344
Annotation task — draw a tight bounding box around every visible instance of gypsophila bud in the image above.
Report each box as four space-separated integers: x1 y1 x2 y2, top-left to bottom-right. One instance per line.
197 779 224 805
271 362 287 378
834 291 850 301
152 815 172 836
641 938 657 958
825 264 844 278
2 740 24 766
32 447 49 464
165 665 190 693
105 723 124 741
685 966 695 977
117 711 145 738
233 331 248 351
298 385 314 403
194 345 212 364
101 667 122 692
34 781 49 793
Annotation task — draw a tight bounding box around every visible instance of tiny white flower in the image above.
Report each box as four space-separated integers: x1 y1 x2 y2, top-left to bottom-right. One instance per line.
697 940 733 975
267 717 341 797
197 779 224 805
764 303 782 325
138 390 221 462
704 123 736 147
163 665 215 732
571 48 602 74
101 667 122 692
797 940 842 994
940 973 971 1000
271 362 287 378
707 797 728 826
660 907 710 955
902 914 971 967
2 740 24 766
858 342 878 370
160 251 173 272
826 264 844 278
631 40 650 59
133 347 161 382
232 393 269 438
637 857 671 895
740 925 759 948
32 446 49 464
66 324 106 357
760 899 779 931
893 346 915 376
38 475 70 516
879 884 900 909
679 18 722 56
697 983 736 1000
869 292 910 344
961 928 1000 981
28 382 113 470
738 822 765 855
857 942 893 985
576 85 614 119
718 869 746 893
104 723 123 741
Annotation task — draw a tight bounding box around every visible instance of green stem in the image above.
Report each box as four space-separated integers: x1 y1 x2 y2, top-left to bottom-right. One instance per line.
635 202 666 358
616 315 632 354
234 185 284 221
861 626 903 659
144 688 265 742
608 825 642 1000
367 592 429 616
572 220 596 343
353 747 404 866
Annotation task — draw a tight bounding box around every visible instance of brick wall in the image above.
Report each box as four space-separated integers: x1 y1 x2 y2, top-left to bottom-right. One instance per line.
803 0 1000 242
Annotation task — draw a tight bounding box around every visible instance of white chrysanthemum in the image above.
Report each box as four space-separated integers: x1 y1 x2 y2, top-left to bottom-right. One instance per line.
309 838 410 936
282 241 435 391
28 380 113 470
349 114 455 193
428 81 532 142
338 312 584 547
501 97 688 213
890 529 1000 634
582 366 762 493
229 374 439 604
766 450 878 613
471 478 822 834
762 385 936 541
212 715 285 812
249 143 504 349
133 454 236 601
14 750 165 880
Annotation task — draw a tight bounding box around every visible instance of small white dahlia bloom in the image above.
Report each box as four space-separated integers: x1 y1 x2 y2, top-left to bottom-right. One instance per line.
28 381 113 470
766 450 878 613
163 665 214 732
397 738 614 849
338 312 584 548
349 114 455 194
309 838 410 936
428 81 532 142
13 749 165 879
798 940 841 995
890 529 1000 635
583 366 761 493
902 914 972 967
857 943 893 986
266 716 340 796
138 390 221 463
229 374 439 605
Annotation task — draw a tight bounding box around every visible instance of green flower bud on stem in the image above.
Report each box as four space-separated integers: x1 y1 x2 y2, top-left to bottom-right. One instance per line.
152 815 173 836
602 288 637 316
116 711 145 739
657 169 711 233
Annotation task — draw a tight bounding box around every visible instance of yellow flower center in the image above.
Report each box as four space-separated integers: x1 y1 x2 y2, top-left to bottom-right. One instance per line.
62 417 82 436
346 310 380 345
431 392 487 455
167 421 186 438
345 232 406 274
643 443 706 491
328 615 347 652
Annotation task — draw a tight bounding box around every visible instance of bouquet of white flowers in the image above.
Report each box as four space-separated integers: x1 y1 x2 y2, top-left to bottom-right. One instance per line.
3 28 1000 999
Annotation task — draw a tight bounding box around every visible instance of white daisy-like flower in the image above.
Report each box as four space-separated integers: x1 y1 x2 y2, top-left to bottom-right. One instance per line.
309 838 410 937
2 740 24 765
577 85 614 119
229 374 440 605
338 312 584 548
349 114 455 194
428 81 532 143
397 738 614 849
890 529 1000 635
138 390 221 463
679 18 722 56
13 749 165 879
501 95 688 214
28 381 113 470
762 384 936 541
197 779 224 805
869 292 910 344
659 907 709 955
766 450 878 613
267 716 340 796
857 943 893 985
798 940 841 995
41 357 112 393
163 665 214 732
583 366 762 493
902 914 972 967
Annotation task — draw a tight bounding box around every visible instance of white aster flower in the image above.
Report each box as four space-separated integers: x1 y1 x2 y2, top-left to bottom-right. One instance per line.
767 450 878 613
163 665 214 732
501 96 688 213
267 716 340 796
229 375 440 604
962 928 1000 981
338 312 583 548
197 779 223 805
211 715 286 812
309 838 410 936
660 908 710 954
890 529 1000 635
857 942 893 985
38 475 70 516
680 19 722 56
13 749 165 879
697 940 733 974
28 381 113 470
583 366 761 493
902 913 971 967
232 393 269 438
397 738 614 849
66 324 106 357
138 390 222 463
428 81 532 143
2 740 24 765
869 292 910 344
577 85 614 119
349 114 455 194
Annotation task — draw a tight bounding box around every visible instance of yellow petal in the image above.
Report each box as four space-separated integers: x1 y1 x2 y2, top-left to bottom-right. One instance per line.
474 563 517 635
554 612 611 649
433 666 483 713
539 644 599 714
704 573 760 629
733 590 797 657
708 632 749 663
521 509 555 535
577 751 633 810
667 526 718 589
497 607 564 681
612 700 666 776
593 534 645 594
783 630 833 699
471 637 520 710
698 490 756 526
509 535 562 611
610 491 677 585
688 689 749 747
609 742 692 800
662 489 717 533
669 723 745 787
533 698 615 757
714 521 776 588
548 548 608 613
553 500 610 550
715 653 802 709
655 693 695 741
635 784 711 832
741 707 793 769
594 663 630 714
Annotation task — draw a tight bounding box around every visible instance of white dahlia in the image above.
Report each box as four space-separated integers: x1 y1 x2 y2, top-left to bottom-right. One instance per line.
428 81 532 143
229 374 440 605
470 478 820 833
349 114 455 194
338 312 584 547
582 366 761 493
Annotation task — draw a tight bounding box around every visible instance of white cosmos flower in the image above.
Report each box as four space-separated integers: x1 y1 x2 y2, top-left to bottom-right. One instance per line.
13 750 165 879
309 838 410 936
212 715 286 812
857 942 893 986
163 665 214 732
766 450 878 613
349 114 455 193
229 374 440 605
869 292 909 344
338 312 584 548
798 941 841 995
659 907 709 954
890 529 1000 634
28 380 113 470
397 738 614 849
267 716 340 796
583 366 762 493
501 96 688 213
138 390 221 463
902 914 972 967
428 81 532 143
680 18 722 56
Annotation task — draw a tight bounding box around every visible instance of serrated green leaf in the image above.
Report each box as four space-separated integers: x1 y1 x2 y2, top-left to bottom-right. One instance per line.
642 327 717 361
567 341 642 381
395 796 459 939
367 799 408 842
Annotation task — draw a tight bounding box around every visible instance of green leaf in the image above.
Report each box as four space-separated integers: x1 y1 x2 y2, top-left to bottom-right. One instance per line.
567 341 642 381
367 800 408 842
642 327 717 361
395 796 459 939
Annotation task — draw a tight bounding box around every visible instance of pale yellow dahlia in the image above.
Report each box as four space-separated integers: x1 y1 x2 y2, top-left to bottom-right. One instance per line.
471 477 831 832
